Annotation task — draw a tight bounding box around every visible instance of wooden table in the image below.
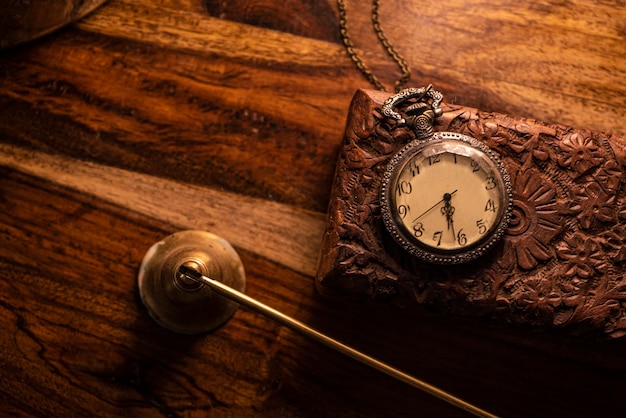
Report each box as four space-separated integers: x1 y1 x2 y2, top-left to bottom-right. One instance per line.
1 1 625 416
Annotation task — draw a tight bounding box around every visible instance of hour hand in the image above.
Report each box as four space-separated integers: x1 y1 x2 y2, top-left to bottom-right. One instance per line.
441 192 455 236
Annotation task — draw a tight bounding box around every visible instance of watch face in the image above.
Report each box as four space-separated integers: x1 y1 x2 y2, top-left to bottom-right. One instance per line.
381 132 512 264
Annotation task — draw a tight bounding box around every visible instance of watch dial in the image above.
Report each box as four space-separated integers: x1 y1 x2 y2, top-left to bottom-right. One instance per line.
382 133 511 263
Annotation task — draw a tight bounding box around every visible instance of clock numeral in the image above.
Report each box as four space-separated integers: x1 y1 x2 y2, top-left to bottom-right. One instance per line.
476 219 487 234
396 180 412 196
485 175 497 190
471 160 480 172
398 204 410 219
485 199 497 213
409 161 420 177
457 229 467 246
428 155 441 165
413 222 424 238
432 231 443 247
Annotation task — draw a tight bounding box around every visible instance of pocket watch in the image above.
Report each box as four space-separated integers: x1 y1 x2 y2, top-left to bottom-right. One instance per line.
380 86 513 264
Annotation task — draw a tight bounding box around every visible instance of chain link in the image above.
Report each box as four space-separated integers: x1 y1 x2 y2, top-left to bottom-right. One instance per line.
337 0 411 92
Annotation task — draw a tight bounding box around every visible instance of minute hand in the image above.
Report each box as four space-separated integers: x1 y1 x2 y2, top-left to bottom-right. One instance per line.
412 189 458 223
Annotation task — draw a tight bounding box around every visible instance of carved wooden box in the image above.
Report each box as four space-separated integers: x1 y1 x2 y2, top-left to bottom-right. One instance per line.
316 89 626 338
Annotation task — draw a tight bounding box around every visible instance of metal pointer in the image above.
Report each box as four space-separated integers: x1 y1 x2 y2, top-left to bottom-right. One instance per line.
413 189 458 223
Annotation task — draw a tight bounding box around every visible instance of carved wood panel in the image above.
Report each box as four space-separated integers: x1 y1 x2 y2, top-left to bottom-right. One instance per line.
317 89 626 338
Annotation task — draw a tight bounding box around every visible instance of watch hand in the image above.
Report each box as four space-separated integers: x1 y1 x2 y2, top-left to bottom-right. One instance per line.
412 189 458 223
441 192 456 238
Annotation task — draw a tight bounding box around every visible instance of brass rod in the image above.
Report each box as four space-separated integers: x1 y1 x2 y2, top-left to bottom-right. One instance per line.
179 265 497 418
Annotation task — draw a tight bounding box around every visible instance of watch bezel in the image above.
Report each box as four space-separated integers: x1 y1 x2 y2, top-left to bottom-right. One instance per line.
380 132 513 264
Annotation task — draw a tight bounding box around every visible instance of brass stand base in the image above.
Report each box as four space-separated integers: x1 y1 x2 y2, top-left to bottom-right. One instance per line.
138 230 246 334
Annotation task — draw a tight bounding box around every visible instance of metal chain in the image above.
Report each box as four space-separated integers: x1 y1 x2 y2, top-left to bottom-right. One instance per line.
372 0 411 92
337 0 411 92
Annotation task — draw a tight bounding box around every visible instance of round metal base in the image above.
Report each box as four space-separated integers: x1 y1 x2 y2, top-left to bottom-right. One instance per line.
138 230 246 334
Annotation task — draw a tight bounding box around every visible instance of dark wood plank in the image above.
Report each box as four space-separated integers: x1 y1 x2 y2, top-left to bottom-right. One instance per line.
204 0 341 43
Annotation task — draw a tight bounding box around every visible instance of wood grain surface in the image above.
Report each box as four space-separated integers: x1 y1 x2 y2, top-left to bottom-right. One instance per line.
1 0 625 416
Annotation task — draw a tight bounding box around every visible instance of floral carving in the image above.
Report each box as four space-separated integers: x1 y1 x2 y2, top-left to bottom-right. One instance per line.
596 160 623 193
501 168 563 270
464 119 510 149
463 119 554 170
505 274 559 324
569 182 616 229
619 203 626 221
600 225 626 264
506 126 554 169
557 130 604 176
556 233 608 279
